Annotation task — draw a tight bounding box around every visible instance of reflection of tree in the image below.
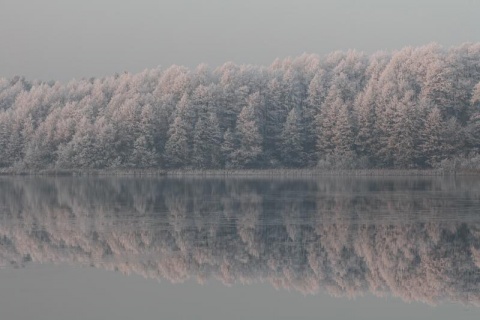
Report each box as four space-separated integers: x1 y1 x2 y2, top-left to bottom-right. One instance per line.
0 177 480 305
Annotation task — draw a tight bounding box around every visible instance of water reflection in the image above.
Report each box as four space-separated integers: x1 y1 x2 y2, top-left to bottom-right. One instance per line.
0 177 479 305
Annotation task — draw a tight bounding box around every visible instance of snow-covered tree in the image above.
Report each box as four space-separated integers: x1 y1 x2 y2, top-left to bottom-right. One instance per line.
193 112 222 168
421 107 448 166
221 128 237 168
165 116 190 168
235 103 263 168
281 108 305 167
355 88 378 167
130 136 157 168
0 44 479 170
389 97 424 168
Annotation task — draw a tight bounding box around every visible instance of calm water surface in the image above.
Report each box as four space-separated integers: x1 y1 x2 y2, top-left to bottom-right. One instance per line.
1 176 480 319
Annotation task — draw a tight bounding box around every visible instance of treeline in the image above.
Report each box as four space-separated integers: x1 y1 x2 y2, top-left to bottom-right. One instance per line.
1 177 480 304
1 43 480 170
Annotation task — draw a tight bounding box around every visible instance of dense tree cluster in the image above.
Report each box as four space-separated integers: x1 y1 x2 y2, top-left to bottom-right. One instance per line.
1 177 480 304
1 43 480 170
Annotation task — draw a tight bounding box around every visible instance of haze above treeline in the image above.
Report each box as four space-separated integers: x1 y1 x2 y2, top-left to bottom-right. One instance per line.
1 43 480 171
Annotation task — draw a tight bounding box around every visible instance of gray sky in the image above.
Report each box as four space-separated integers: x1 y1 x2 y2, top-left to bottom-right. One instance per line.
0 0 479 81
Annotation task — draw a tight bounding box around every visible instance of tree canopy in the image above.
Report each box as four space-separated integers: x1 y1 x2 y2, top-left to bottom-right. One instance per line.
1 43 480 170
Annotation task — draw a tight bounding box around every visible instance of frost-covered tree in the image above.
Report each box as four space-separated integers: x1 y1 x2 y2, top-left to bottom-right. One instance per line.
331 103 356 168
316 91 341 158
305 70 328 162
389 97 424 168
130 136 157 168
264 78 287 164
355 88 378 167
193 112 222 168
281 108 305 167
221 128 237 168
165 116 190 168
1 44 480 170
235 103 263 168
421 107 448 166
473 82 480 108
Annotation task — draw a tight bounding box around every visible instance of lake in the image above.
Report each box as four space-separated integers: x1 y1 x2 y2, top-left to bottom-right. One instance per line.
1 176 480 319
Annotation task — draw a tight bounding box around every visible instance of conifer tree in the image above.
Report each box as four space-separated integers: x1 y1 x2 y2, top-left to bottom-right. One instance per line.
193 112 222 168
165 116 190 168
235 104 263 168
221 128 237 168
421 107 447 166
281 108 305 167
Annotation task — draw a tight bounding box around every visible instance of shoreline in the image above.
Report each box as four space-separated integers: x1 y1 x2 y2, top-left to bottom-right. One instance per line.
1 168 479 177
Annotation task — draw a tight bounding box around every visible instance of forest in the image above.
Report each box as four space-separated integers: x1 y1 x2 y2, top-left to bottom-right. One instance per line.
1 43 480 170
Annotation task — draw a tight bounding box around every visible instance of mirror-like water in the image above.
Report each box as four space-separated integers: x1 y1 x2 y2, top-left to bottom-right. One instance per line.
1 176 480 318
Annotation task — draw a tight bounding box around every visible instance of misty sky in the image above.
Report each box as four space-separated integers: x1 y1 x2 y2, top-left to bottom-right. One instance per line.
1 0 479 82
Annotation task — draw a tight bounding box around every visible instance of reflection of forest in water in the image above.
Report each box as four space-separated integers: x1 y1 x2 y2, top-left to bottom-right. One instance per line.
1 177 480 305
